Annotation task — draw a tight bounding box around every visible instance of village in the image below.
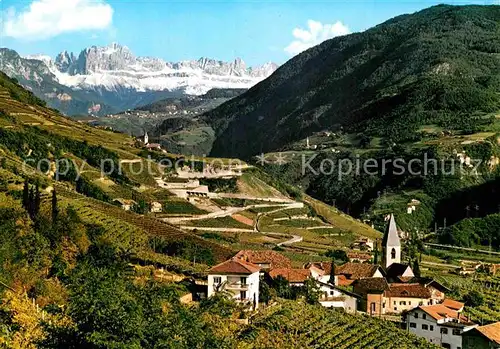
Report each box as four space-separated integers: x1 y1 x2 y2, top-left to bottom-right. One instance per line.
84 132 500 349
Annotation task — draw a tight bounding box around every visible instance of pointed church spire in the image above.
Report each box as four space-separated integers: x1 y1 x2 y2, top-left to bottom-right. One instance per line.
382 214 401 268
382 214 400 247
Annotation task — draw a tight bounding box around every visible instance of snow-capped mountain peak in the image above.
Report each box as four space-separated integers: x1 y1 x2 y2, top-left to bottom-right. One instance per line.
31 43 278 96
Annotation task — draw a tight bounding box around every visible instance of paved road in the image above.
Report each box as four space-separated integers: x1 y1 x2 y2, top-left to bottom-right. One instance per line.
162 203 297 224
276 234 303 246
217 193 296 203
424 243 500 256
180 226 256 233
179 226 301 245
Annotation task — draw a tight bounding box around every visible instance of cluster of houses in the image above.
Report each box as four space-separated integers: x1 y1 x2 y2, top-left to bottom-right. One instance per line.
205 214 500 349
113 198 163 213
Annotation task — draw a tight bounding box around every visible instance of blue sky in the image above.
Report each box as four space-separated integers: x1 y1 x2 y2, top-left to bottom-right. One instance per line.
1 0 498 66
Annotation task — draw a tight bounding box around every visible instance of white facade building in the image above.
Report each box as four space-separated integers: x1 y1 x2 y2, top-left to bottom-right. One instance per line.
150 201 162 213
407 304 477 349
317 281 358 313
207 258 260 309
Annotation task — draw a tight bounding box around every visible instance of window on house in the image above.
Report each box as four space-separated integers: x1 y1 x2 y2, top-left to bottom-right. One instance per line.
394 307 397 311
330 291 334 295
419 301 423 306
240 291 247 300
442 343 451 349
394 301 396 305
409 323 416 328
240 277 247 285
422 314 427 320
452 329 461 336
213 277 222 284
430 325 434 331
391 248 396 259
414 313 418 318
422 324 428 330
441 328 448 334
370 302 376 313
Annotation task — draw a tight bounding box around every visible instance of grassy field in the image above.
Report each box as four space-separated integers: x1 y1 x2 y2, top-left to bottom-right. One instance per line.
184 216 252 229
237 172 288 198
162 198 208 215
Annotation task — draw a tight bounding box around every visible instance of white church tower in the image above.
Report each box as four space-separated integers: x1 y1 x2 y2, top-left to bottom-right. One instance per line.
382 214 401 269
144 131 149 145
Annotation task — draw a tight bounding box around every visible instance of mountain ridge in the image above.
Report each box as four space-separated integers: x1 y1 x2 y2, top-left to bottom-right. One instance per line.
0 43 277 116
204 4 500 158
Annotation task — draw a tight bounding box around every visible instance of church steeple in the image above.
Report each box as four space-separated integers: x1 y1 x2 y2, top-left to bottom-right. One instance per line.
382 214 401 269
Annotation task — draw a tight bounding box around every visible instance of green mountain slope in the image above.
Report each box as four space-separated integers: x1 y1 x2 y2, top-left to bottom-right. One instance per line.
206 5 500 158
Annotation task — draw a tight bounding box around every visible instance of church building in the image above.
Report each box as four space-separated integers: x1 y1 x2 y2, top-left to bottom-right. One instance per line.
382 214 401 269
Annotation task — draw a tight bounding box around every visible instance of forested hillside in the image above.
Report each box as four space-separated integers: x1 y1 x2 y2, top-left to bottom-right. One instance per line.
206 5 500 158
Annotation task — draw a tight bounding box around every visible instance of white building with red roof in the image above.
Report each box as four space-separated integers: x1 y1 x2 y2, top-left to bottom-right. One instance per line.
207 257 260 309
406 301 476 349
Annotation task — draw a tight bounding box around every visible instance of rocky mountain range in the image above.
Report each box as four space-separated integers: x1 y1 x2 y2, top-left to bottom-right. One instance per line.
0 43 277 116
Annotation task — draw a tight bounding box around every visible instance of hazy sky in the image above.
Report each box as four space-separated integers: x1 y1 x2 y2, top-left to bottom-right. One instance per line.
1 0 498 66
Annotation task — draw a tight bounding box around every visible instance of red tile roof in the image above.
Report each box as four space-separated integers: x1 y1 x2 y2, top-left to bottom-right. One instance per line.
269 268 312 283
418 304 472 324
384 283 431 298
347 252 372 260
475 322 500 344
442 299 465 311
208 258 260 275
336 263 383 279
337 275 355 286
305 262 333 275
353 277 389 292
234 250 292 269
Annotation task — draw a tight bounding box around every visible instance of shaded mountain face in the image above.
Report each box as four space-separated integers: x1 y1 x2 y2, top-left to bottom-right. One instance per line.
206 5 500 158
0 43 277 116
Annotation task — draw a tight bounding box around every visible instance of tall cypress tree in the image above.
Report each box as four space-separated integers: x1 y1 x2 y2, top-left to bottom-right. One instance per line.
28 187 35 219
329 261 336 285
52 189 58 225
34 183 41 218
22 179 29 211
413 259 421 278
373 240 379 265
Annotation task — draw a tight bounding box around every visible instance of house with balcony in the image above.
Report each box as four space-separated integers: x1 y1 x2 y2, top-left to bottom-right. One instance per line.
207 257 260 309
406 302 477 349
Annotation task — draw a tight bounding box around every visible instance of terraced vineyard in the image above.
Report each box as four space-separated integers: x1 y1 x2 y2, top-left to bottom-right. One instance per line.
240 301 436 348
426 272 500 323
56 186 234 262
